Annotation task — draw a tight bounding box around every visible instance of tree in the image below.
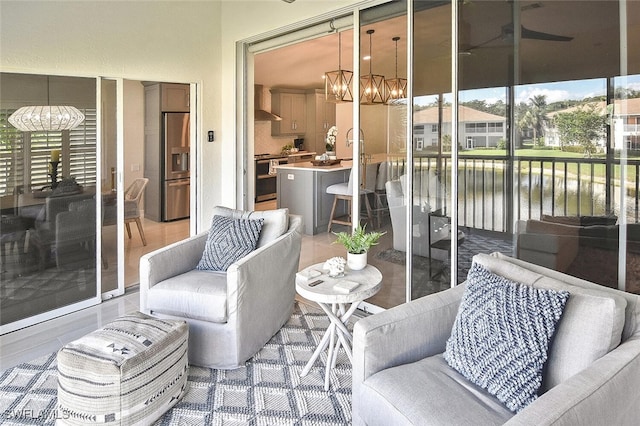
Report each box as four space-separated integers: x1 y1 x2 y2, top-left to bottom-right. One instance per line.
553 104 607 157
516 95 549 146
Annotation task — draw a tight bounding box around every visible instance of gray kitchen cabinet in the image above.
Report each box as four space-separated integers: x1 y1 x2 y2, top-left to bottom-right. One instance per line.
305 89 336 154
270 88 306 135
143 84 162 221
276 166 348 235
161 83 190 112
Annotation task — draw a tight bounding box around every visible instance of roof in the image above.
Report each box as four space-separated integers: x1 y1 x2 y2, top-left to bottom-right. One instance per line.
414 105 505 124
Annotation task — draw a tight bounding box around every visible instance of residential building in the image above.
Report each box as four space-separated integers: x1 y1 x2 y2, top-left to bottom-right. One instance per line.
1 2 639 420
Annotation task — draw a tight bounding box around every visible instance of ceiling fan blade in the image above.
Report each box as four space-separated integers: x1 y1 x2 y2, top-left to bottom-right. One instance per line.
521 25 573 42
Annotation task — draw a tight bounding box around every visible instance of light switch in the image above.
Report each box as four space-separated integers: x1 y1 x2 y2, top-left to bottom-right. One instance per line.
131 163 140 172
288 174 294 180
208 130 215 142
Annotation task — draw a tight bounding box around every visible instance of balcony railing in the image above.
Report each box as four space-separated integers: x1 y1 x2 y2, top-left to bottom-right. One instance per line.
384 153 640 233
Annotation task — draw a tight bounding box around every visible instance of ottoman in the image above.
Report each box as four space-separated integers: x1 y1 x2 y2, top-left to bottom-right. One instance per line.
57 312 188 425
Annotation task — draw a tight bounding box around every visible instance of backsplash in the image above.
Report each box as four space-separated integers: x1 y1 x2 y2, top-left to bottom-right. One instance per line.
254 121 296 155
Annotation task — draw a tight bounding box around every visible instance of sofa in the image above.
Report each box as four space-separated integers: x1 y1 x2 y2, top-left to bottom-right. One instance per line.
140 206 302 369
516 215 640 290
352 252 640 425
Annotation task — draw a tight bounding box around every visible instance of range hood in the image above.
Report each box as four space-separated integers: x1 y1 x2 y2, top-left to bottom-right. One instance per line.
254 85 282 121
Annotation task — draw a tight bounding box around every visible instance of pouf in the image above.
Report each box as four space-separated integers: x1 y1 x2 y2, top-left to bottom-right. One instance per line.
56 312 188 425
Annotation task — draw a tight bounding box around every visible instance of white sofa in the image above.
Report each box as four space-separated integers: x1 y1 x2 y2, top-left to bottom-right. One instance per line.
353 252 640 425
140 207 302 369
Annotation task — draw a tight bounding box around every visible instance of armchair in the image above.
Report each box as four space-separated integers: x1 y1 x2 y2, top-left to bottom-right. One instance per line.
140 207 303 369
386 174 455 260
353 252 640 425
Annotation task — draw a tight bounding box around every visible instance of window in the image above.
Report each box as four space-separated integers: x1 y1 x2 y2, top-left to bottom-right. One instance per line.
431 124 438 132
0 108 96 195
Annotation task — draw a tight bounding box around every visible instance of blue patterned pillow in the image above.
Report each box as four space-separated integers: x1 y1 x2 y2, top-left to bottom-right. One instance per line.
196 215 264 271
444 263 569 413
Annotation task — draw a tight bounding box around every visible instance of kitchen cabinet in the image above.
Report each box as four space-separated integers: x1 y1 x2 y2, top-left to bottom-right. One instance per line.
143 84 162 221
270 88 306 135
161 83 190 112
305 89 336 154
276 163 349 235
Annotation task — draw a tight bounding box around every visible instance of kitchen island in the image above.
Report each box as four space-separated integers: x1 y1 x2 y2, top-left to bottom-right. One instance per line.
276 160 352 235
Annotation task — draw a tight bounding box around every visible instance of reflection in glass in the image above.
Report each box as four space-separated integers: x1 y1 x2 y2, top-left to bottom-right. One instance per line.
0 72 98 327
455 1 639 294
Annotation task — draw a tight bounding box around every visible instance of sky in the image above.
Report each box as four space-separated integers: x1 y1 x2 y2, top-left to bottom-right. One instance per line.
417 74 640 106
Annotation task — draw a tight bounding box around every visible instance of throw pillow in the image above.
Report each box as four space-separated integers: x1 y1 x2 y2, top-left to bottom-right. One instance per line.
196 215 264 271
444 263 569 413
209 206 289 248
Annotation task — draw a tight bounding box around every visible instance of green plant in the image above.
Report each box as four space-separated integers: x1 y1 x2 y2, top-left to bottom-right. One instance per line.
333 224 385 254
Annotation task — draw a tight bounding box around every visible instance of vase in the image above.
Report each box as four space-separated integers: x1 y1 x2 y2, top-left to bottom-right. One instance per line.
326 150 336 157
347 252 367 270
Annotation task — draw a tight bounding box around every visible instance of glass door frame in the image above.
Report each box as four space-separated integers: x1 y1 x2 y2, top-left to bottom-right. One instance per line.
99 76 125 300
0 75 103 335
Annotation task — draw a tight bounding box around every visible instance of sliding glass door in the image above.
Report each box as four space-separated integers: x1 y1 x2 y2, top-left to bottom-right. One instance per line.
0 73 101 333
454 0 640 295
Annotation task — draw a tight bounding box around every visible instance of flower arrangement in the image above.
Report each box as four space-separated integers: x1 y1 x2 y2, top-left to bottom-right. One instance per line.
325 126 338 152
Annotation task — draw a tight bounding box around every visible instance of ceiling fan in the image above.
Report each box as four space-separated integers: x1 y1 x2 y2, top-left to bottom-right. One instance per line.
462 2 573 53
468 23 573 51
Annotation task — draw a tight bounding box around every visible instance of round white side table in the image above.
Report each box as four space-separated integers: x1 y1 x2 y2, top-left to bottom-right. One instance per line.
295 262 382 391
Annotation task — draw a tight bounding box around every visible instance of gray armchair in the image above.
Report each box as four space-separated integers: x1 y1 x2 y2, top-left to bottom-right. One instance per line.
140 207 302 369
353 252 640 425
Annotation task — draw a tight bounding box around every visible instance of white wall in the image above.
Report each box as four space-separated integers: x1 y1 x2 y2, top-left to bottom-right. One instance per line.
0 0 363 228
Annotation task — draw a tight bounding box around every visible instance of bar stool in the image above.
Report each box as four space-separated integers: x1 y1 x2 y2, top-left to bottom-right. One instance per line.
326 163 377 232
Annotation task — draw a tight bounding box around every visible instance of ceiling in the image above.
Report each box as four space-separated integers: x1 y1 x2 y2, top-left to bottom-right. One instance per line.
254 1 639 96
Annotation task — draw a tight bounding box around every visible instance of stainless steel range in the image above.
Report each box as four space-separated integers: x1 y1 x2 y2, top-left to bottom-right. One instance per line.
255 154 287 202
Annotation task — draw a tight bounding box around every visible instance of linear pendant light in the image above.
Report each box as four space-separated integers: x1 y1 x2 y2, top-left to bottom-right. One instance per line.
8 77 85 132
385 36 408 103
360 29 385 105
325 31 354 103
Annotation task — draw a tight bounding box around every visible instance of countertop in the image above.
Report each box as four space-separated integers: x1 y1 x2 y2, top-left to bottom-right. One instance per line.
275 160 354 172
274 153 393 172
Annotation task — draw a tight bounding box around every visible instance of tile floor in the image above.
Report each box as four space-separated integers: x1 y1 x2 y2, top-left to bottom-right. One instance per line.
0 206 408 371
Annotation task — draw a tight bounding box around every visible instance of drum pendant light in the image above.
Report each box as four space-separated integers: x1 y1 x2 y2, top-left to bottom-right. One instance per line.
8 77 85 132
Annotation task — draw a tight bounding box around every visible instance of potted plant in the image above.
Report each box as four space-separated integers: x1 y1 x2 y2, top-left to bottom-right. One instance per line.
333 224 385 270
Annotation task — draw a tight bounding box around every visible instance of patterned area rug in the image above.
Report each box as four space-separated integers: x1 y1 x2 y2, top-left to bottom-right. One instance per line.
0 302 353 425
375 229 514 289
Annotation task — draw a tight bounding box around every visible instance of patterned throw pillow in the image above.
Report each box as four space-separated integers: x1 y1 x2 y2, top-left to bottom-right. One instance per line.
444 263 569 413
196 215 264 271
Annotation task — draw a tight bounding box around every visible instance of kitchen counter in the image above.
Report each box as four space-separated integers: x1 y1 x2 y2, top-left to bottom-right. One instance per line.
274 159 353 172
276 164 350 235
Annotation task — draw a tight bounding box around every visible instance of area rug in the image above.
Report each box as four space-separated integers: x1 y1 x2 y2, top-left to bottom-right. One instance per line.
0 302 353 425
374 229 514 290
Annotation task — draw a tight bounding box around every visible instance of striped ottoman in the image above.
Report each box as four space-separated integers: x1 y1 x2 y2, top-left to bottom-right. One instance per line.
57 312 188 425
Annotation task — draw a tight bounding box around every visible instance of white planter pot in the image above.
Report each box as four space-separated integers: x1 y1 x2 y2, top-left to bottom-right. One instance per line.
347 252 367 270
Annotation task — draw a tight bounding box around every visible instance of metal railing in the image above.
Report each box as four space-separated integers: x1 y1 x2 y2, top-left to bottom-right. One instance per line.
384 153 640 233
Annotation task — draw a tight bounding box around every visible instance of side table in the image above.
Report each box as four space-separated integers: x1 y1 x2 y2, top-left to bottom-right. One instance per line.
295 262 382 390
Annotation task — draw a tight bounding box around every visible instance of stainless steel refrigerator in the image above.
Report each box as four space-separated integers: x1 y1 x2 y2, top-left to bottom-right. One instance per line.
162 112 190 221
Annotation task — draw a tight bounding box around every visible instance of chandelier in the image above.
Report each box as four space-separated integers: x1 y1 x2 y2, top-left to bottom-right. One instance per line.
385 36 408 103
325 31 354 103
360 29 385 105
8 77 85 132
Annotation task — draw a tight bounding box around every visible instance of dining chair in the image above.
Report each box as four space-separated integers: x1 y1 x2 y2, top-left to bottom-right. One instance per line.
124 178 150 246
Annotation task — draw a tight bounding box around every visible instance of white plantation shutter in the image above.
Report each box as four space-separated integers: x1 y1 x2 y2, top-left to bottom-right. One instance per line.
0 108 96 195
0 111 25 195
